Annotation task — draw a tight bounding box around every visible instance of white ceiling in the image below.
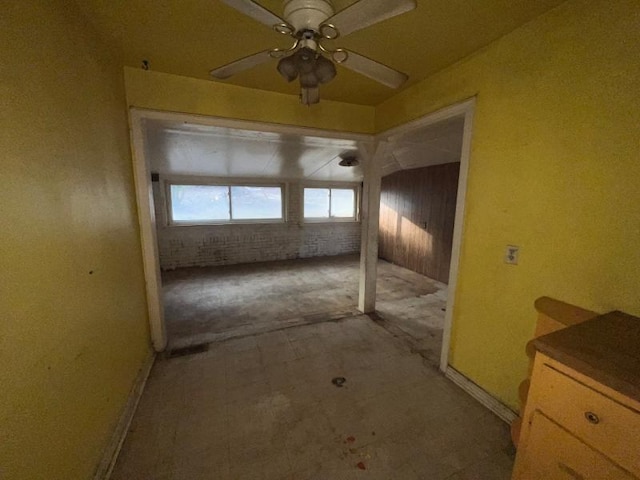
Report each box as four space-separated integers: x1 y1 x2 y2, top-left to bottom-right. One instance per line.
145 120 364 181
381 116 465 177
144 116 464 182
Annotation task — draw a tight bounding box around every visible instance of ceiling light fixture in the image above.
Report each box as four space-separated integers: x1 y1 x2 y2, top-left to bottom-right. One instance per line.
277 45 336 105
211 0 415 106
338 154 359 167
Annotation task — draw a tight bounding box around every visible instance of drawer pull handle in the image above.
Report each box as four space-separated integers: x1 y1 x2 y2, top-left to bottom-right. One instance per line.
584 411 600 424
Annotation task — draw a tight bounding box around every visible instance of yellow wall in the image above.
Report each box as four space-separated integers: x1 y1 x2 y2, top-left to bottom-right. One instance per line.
1 1 151 479
377 0 640 408
124 67 375 134
3 3 636 476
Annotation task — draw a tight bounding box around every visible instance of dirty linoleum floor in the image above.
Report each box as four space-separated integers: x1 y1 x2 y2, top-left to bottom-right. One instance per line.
162 255 447 367
112 315 514 479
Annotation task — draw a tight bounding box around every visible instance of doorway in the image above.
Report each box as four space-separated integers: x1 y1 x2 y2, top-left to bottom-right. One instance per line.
375 158 461 366
373 100 475 371
129 98 474 370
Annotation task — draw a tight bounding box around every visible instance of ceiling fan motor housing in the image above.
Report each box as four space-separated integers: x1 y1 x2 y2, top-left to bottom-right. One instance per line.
283 0 334 33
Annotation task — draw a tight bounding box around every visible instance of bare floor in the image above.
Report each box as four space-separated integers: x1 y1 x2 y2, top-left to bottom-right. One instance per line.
162 255 447 366
112 315 514 479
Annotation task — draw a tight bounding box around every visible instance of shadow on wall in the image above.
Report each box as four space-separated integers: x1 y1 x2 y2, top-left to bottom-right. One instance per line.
379 162 460 283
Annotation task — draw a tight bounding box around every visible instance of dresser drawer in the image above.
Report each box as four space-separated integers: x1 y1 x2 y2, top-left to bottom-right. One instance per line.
516 410 635 479
531 363 640 474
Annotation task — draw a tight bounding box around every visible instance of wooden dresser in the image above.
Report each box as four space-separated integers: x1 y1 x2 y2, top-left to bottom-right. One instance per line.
511 297 598 446
512 311 640 479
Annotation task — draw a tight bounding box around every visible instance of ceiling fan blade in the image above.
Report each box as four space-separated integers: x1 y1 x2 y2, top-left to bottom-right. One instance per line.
324 0 416 38
219 0 286 29
339 50 408 89
210 50 274 79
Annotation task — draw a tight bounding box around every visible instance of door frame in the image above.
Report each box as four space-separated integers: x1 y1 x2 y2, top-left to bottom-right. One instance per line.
128 107 374 351
375 97 476 373
129 98 474 363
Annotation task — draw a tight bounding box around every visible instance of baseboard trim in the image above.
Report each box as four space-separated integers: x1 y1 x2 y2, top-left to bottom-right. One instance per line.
94 352 156 480
445 366 517 424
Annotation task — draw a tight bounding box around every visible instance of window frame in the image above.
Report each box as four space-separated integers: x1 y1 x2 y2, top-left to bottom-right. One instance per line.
164 178 287 226
301 182 361 223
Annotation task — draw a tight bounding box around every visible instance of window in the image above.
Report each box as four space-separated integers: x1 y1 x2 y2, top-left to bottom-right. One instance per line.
170 185 229 222
303 187 357 221
168 183 283 224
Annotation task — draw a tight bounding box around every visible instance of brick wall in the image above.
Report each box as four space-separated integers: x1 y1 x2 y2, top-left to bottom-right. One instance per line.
152 179 361 270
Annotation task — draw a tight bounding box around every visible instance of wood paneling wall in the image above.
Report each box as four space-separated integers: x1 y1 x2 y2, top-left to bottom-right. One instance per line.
379 163 460 283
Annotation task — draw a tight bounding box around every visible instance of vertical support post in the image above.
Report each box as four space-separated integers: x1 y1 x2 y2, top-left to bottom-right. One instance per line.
130 111 167 352
358 142 387 313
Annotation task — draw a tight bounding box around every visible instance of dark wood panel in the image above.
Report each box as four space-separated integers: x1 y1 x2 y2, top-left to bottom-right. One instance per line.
378 163 460 283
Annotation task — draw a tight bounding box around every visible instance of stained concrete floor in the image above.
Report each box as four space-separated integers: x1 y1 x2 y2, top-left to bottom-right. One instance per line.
162 255 447 367
112 315 514 479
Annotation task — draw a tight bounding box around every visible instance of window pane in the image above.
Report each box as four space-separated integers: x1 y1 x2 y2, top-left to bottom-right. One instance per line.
170 185 229 222
331 189 355 218
231 186 282 220
304 188 330 218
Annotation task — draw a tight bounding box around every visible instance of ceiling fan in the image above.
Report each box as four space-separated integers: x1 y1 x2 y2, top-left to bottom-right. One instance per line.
211 0 417 105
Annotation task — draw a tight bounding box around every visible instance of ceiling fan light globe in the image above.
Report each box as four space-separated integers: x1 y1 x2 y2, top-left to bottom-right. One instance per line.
299 71 319 88
277 56 298 82
301 87 320 105
294 47 317 74
315 55 336 84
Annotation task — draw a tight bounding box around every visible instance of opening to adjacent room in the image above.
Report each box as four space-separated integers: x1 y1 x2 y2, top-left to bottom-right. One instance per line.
373 115 465 367
130 100 473 370
142 118 368 349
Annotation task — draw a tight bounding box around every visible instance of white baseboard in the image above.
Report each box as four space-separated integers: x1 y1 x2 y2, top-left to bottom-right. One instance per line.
445 366 517 424
94 352 156 480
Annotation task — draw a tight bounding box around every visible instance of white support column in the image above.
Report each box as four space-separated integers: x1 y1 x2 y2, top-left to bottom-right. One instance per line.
358 142 388 313
130 110 167 352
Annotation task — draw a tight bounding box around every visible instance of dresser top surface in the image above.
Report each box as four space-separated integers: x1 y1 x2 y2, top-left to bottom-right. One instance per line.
533 311 640 403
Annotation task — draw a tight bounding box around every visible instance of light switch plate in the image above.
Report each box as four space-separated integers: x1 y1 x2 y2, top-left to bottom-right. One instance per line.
505 245 519 265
